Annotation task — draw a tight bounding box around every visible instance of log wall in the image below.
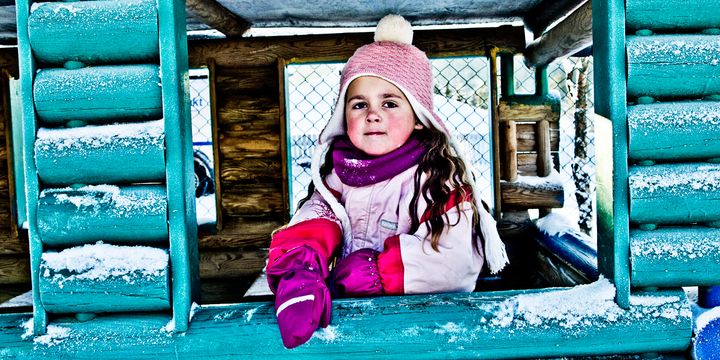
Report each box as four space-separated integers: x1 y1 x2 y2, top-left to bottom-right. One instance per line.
0 28 525 304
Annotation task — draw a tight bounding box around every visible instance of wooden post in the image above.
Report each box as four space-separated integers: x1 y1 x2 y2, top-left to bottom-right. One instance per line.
537 120 551 177
488 48 502 216
524 1 593 68
503 121 518 182
278 58 290 221
208 58 223 231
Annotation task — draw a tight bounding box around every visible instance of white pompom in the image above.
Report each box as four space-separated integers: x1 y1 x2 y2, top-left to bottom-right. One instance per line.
374 15 413 44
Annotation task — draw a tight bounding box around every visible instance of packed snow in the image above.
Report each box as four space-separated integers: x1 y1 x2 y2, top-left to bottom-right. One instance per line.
629 163 720 194
21 320 71 347
631 228 720 259
35 120 164 153
627 35 720 65
41 242 168 287
628 101 720 134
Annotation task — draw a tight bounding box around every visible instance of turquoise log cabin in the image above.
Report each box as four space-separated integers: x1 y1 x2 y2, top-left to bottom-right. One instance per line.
0 0 717 358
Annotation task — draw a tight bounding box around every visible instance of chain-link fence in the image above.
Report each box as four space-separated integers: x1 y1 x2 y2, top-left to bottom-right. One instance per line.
285 56 595 232
189 68 217 226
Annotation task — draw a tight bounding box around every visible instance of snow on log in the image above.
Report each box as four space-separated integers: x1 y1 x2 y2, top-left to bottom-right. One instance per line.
0 279 691 358
630 226 720 287
35 120 165 185
627 35 720 99
39 242 170 313
627 0 720 32
629 163 720 224
28 0 158 65
34 64 162 124
628 101 720 161
37 185 168 246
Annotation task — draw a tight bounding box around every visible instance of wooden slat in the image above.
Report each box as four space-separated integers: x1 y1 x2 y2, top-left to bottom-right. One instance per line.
524 1 593 68
199 248 266 279
34 65 163 124
218 134 280 160
516 123 559 152
627 35 720 99
626 0 720 31
215 66 279 94
628 101 720 161
35 121 166 185
219 158 282 185
220 187 284 215
517 152 559 176
28 0 159 65
188 26 526 68
629 163 720 225
501 179 564 209
216 94 279 126
199 215 280 249
0 48 18 77
0 255 29 285
631 227 720 287
185 0 251 37
0 233 26 255
0 288 691 358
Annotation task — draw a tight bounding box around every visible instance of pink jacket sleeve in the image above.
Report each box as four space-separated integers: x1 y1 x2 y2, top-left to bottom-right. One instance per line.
376 188 485 295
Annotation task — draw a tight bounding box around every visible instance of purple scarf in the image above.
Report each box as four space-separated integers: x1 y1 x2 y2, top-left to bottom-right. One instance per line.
331 135 427 187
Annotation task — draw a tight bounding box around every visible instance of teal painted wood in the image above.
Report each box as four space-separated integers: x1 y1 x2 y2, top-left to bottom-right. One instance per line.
592 0 630 308
37 185 168 246
35 120 166 185
158 0 199 333
500 54 514 96
16 0 48 335
9 80 26 228
28 0 158 65
626 0 720 32
627 35 720 99
630 227 720 287
0 288 691 359
39 246 170 313
33 64 162 124
629 163 720 224
500 93 561 113
628 101 720 161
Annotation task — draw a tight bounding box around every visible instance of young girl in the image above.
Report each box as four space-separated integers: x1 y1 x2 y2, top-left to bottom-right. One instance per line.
265 15 508 349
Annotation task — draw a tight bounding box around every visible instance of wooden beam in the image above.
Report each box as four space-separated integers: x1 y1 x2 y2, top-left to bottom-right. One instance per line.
188 26 526 68
0 288 691 358
501 179 564 209
524 0 588 34
524 1 592 68
185 0 251 37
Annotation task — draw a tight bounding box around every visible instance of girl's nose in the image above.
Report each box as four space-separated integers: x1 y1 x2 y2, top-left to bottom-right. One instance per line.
366 109 381 122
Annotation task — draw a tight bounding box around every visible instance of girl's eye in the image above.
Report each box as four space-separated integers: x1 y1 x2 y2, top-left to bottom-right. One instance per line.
384 101 398 108
350 102 367 109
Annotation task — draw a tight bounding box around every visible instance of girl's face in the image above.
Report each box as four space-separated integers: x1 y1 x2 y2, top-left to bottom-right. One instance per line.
345 76 423 156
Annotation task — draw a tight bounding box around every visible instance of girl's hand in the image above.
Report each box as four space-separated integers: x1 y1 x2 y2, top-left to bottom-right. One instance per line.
333 248 384 297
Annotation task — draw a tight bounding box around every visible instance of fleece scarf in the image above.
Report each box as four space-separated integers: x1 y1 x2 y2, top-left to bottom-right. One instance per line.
331 135 427 187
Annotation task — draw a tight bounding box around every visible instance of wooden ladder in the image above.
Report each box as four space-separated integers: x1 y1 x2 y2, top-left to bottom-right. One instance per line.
16 0 198 334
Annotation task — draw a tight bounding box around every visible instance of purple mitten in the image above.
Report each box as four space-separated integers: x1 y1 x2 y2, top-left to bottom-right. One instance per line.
266 245 332 349
333 248 384 297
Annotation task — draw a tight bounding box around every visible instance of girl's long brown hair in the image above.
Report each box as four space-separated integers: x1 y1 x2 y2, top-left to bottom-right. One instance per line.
298 127 485 253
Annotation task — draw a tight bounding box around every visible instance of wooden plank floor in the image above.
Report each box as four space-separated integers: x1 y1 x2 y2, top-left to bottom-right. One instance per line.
0 285 691 359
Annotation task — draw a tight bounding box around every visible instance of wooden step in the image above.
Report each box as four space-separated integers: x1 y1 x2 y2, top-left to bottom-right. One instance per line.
627 34 720 99
39 243 170 313
37 185 168 246
35 120 166 185
626 0 720 32
629 162 720 225
628 100 720 161
28 0 158 65
33 64 162 124
501 173 564 209
630 226 720 287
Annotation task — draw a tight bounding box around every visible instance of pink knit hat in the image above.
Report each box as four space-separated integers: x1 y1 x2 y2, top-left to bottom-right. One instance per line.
311 15 509 274
319 15 448 144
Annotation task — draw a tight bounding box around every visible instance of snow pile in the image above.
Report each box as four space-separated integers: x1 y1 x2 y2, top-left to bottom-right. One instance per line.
312 325 341 343
41 242 168 287
40 184 166 216
629 163 720 194
36 120 164 153
535 212 594 247
503 170 564 190
21 319 71 347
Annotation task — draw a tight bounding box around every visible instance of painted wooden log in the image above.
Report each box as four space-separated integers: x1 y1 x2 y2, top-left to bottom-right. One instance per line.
39 243 170 313
629 163 720 224
35 120 165 185
630 227 720 287
0 286 691 358
627 35 720 99
628 101 720 161
28 0 158 65
535 226 598 285
37 185 168 246
626 0 720 31
33 64 162 124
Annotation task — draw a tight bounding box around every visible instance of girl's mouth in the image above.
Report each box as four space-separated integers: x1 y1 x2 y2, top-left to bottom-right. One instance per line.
365 132 385 135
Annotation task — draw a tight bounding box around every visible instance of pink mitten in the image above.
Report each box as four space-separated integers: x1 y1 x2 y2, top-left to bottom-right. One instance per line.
333 248 383 297
266 245 332 349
